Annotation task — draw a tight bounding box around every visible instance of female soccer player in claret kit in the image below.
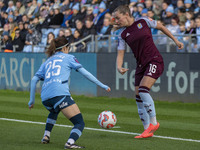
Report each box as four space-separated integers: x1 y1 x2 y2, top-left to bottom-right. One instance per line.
113 5 184 138
28 36 111 149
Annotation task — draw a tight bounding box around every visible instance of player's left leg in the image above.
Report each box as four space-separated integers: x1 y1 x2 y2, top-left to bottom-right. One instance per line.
138 76 159 138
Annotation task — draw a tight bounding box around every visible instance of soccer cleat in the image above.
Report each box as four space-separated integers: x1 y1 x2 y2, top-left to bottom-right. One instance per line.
64 142 85 149
134 133 153 138
41 135 50 144
134 122 160 138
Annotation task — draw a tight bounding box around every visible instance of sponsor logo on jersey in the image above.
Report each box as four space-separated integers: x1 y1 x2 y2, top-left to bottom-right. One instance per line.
59 102 68 109
137 23 143 29
126 33 130 37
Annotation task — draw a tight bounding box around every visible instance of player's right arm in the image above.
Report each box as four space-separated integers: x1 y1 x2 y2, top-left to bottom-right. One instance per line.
117 34 129 75
28 63 45 110
28 76 40 110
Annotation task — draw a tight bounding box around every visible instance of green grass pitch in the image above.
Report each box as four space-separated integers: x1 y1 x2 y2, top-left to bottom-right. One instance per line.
0 90 200 150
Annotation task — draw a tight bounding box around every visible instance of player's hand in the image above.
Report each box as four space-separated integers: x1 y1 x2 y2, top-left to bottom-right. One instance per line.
29 104 34 110
106 87 111 92
176 41 184 49
118 68 129 75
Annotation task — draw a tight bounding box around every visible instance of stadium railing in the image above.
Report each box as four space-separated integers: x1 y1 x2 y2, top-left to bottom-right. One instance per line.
0 34 200 53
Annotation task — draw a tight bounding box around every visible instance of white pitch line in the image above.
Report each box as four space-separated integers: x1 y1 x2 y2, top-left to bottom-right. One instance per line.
0 117 200 143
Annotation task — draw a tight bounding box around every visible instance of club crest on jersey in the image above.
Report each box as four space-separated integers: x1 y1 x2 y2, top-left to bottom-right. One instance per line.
74 57 79 63
137 23 143 29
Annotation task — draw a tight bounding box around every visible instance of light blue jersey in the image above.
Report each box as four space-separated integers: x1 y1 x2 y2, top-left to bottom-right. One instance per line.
29 51 109 106
36 52 82 101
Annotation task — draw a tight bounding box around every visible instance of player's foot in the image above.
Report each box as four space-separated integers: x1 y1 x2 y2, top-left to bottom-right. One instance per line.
41 135 50 144
64 142 85 149
134 122 160 138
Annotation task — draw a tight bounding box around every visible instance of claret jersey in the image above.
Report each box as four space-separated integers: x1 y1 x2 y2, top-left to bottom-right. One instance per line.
118 17 163 68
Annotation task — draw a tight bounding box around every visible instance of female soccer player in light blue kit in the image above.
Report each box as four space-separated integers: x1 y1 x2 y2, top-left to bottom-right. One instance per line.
28 36 111 149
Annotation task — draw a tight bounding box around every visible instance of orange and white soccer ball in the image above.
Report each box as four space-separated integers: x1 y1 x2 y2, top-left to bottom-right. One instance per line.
98 111 117 129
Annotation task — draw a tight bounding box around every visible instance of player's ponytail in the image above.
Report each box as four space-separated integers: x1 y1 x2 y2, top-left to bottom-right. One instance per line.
46 36 69 57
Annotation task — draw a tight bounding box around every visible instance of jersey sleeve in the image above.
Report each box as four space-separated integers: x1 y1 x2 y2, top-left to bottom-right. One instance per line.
117 33 126 50
35 62 45 80
69 55 82 70
137 17 157 28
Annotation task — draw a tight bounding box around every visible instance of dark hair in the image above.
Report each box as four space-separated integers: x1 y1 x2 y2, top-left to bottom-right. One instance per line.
46 36 69 57
113 5 132 17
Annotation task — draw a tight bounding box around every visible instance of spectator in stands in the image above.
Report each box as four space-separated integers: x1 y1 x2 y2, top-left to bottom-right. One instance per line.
0 0 7 13
94 1 109 33
1 12 8 27
166 15 181 52
1 31 13 52
185 18 197 52
184 0 195 12
12 29 24 52
83 18 96 38
61 6 72 28
97 17 112 52
6 1 16 13
163 5 175 25
24 0 32 15
79 5 87 21
25 24 41 46
194 0 200 18
185 11 194 29
129 0 138 10
14 9 22 23
131 4 139 18
58 29 65 37
16 0 25 15
177 7 186 23
60 0 70 13
8 14 14 24
136 3 145 18
69 3 82 28
174 0 185 15
41 8 54 28
49 8 64 26
145 0 153 11
177 22 187 52
46 32 55 46
141 8 148 17
64 28 74 43
195 17 200 52
33 17 42 34
51 0 60 10
22 14 29 24
18 21 27 43
75 19 85 38
83 6 94 22
27 0 38 19
152 1 162 18
39 2 50 19
73 29 86 52
160 1 170 23
147 10 159 20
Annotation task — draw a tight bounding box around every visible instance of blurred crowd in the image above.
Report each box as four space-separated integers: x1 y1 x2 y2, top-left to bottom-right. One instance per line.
0 0 200 53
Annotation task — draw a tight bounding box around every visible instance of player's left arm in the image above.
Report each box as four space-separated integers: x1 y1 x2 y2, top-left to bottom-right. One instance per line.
155 22 184 49
77 67 111 92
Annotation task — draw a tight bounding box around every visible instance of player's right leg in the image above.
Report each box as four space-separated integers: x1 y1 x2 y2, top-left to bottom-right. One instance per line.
41 111 59 143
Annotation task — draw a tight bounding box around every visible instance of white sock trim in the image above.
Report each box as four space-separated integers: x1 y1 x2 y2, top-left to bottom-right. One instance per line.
67 138 75 145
